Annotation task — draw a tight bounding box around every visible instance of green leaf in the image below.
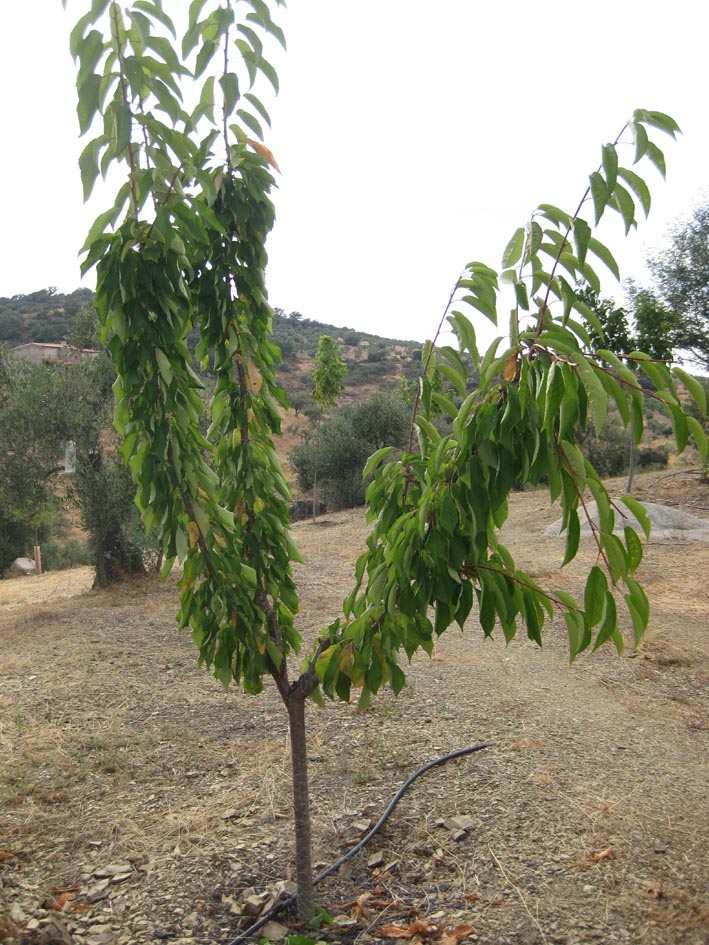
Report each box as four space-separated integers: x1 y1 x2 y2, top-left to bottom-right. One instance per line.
621 496 651 539
244 91 272 128
362 446 397 480
584 566 607 627
624 526 643 573
635 109 681 138
77 73 102 135
632 121 649 163
602 143 618 192
669 403 689 453
155 347 173 385
560 439 586 490
78 136 104 201
572 218 592 269
562 508 580 567
574 356 608 432
587 236 620 281
617 167 651 217
502 227 525 268
537 204 572 229
603 533 629 583
645 141 666 179
219 72 240 115
592 592 621 653
687 416 708 462
588 171 608 224
672 367 706 416
610 182 636 234
256 55 279 93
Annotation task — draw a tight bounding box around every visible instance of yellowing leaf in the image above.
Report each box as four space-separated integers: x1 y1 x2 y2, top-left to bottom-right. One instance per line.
246 138 281 173
503 354 518 381
187 521 200 547
245 357 263 394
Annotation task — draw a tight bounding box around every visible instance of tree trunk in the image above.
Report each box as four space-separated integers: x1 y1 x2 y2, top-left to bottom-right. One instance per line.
286 691 315 919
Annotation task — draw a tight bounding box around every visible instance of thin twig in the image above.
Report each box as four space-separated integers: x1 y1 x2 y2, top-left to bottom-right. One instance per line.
489 844 549 945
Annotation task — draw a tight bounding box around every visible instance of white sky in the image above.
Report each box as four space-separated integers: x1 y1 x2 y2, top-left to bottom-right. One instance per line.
1 1 708 345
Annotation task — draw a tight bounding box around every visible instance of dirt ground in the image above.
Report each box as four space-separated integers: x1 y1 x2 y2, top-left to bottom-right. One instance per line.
1 470 708 945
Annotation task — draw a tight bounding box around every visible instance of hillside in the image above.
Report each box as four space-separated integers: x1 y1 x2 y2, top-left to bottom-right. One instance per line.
2 288 703 494
0 290 423 404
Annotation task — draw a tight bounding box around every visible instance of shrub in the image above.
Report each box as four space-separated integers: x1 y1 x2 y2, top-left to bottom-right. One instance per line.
636 446 669 469
41 538 92 572
290 392 410 509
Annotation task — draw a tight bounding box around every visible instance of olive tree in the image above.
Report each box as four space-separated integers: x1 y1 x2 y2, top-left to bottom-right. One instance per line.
67 0 706 920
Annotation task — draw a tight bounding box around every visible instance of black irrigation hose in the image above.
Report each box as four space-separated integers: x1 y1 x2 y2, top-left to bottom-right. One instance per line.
225 742 492 945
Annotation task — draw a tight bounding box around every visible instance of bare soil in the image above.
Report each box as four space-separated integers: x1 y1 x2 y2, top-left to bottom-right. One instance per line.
1 471 708 945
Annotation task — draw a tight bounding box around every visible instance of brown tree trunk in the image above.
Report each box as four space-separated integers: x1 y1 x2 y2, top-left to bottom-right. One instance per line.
286 691 315 919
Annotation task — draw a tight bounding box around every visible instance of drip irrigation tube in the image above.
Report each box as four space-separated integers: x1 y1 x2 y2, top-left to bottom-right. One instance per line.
226 742 492 945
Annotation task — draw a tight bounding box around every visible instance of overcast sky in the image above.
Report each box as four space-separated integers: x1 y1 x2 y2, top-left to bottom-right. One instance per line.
1 2 708 345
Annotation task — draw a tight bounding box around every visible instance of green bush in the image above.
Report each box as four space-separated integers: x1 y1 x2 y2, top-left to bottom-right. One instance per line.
290 392 410 509
637 446 669 470
41 538 92 572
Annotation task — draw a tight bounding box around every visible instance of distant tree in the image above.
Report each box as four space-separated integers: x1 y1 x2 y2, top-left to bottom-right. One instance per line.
312 335 346 410
648 202 709 369
68 302 102 350
0 343 146 585
310 335 346 522
618 283 676 364
288 310 303 321
577 284 633 355
291 392 409 508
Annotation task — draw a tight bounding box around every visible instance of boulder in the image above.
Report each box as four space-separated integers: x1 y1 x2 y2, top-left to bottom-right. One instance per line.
3 557 36 578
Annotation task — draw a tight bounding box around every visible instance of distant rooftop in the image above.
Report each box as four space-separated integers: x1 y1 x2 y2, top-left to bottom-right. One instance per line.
10 342 99 366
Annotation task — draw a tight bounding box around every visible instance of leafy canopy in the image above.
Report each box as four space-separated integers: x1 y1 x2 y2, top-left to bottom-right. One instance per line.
67 1 706 716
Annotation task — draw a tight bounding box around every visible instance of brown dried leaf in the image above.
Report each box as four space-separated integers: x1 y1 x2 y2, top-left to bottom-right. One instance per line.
438 924 475 945
503 354 518 381
245 139 281 174
589 846 614 862
378 919 439 939
377 925 414 939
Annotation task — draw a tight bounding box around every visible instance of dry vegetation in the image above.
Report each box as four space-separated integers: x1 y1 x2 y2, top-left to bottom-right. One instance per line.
1 472 708 945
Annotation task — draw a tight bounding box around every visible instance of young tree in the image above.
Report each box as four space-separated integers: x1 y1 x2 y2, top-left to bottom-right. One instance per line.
310 334 346 521
68 0 706 921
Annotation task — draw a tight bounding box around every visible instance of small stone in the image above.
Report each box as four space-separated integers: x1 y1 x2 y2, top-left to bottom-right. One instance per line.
444 815 475 832
452 829 467 842
10 902 27 923
261 921 290 940
94 864 132 879
86 880 110 902
367 851 385 868
109 873 132 885
352 819 372 833
242 895 267 916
